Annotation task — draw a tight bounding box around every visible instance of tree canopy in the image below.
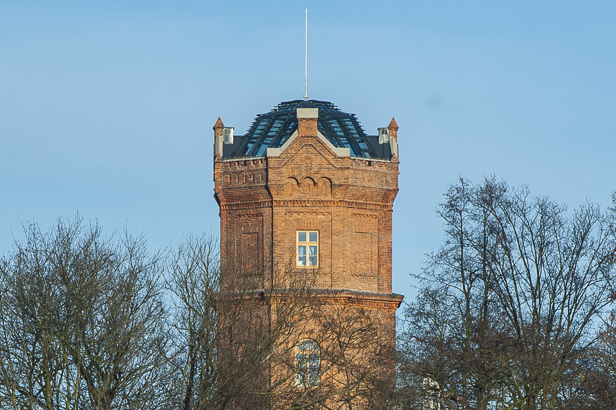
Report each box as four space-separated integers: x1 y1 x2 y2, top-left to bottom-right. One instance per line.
1 179 615 409
398 178 616 409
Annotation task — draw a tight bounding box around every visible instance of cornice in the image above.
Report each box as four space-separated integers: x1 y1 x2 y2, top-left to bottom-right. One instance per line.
220 289 404 310
219 199 393 212
309 289 404 309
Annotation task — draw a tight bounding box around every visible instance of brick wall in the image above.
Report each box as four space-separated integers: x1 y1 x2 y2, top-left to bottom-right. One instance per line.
213 108 403 407
214 112 399 294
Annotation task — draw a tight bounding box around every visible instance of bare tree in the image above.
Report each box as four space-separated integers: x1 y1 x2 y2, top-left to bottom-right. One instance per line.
168 236 395 410
0 221 396 410
266 293 396 410
0 217 172 410
167 234 229 409
398 178 616 409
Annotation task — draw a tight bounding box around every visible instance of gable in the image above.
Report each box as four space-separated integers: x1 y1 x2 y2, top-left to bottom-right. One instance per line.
266 130 350 160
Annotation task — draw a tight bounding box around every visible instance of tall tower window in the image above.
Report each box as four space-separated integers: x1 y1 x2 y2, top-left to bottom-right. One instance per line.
296 339 320 387
297 231 318 267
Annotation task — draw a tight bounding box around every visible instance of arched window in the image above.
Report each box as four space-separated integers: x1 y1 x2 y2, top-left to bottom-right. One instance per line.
296 339 320 387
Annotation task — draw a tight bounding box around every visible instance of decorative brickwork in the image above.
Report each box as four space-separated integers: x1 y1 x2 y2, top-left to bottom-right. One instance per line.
214 102 403 407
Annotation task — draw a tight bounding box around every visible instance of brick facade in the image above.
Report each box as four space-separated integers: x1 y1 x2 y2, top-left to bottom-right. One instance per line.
214 103 403 407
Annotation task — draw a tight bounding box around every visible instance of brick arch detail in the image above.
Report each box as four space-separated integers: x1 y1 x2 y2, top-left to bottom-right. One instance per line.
317 177 332 197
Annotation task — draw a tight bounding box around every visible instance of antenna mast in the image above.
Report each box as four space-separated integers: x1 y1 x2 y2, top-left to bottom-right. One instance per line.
303 8 309 101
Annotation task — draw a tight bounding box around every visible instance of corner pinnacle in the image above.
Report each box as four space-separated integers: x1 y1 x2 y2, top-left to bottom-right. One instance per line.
213 117 225 131
387 117 399 132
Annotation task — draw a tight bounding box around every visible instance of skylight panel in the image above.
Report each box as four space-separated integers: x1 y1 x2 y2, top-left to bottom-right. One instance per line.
226 99 389 159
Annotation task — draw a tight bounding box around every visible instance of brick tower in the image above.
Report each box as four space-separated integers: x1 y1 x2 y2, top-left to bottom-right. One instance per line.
213 99 403 408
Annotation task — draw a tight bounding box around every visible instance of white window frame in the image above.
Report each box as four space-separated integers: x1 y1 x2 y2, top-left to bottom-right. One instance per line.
295 339 320 387
296 231 319 267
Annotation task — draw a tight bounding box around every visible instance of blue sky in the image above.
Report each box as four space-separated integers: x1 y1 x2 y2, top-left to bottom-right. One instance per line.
1 1 615 300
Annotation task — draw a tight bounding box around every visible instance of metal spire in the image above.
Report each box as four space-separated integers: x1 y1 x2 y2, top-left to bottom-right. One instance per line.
303 9 309 101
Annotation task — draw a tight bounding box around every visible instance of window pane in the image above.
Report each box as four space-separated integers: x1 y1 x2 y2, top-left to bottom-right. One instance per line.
296 354 307 385
298 246 306 256
309 246 317 266
255 143 269 156
309 232 317 242
309 354 319 384
298 232 306 242
298 256 306 266
299 340 317 351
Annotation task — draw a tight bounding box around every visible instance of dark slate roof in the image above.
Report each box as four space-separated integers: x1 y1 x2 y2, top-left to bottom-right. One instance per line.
223 100 392 160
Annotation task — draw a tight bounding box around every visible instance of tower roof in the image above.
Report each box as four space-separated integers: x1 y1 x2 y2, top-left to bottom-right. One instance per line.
222 100 392 160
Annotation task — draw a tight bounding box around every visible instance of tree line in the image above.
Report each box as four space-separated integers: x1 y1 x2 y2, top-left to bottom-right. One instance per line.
1 177 615 409
397 178 616 409
0 220 391 409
